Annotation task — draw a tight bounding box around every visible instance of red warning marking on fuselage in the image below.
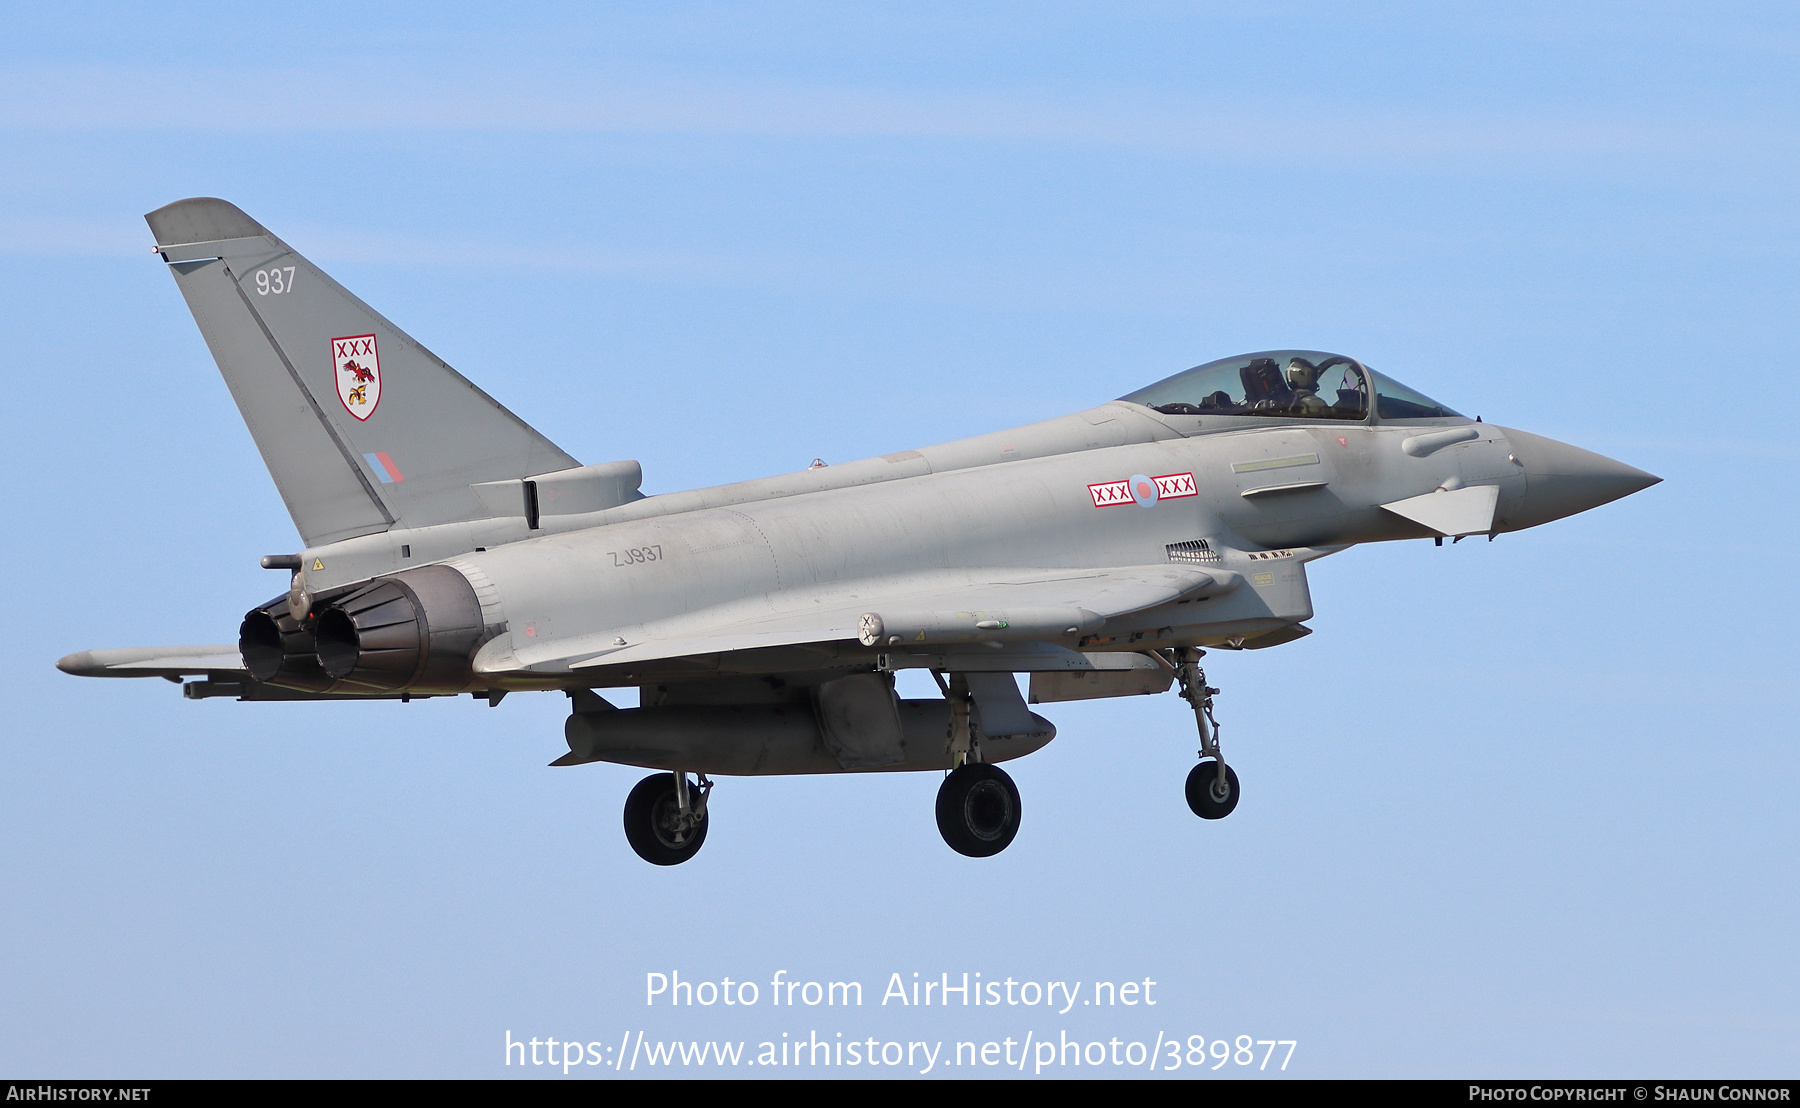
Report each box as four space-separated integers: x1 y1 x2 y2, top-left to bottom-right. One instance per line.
1089 480 1132 507
1090 472 1196 506
1153 472 1197 499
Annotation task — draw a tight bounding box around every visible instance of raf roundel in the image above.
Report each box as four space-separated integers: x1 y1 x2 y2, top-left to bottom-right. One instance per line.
1129 473 1160 507
332 334 382 421
1090 472 1196 507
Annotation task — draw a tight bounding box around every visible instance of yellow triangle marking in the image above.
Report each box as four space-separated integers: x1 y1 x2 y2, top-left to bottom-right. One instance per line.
312 558 324 571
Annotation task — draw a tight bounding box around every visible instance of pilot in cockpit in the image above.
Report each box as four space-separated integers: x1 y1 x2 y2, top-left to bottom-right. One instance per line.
1239 357 1290 411
1130 349 1376 419
1284 357 1330 414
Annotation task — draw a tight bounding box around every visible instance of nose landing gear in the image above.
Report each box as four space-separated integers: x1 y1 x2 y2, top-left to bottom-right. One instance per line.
623 770 712 865
1174 648 1240 820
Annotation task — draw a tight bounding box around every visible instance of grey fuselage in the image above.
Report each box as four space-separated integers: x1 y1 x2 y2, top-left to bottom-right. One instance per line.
288 399 1636 691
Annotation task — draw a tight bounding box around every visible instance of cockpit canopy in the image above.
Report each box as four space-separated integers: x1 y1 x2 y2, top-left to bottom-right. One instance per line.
1119 350 1461 422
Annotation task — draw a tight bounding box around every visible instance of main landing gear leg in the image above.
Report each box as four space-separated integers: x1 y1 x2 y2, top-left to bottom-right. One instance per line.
623 770 712 865
1174 648 1240 820
933 671 1022 857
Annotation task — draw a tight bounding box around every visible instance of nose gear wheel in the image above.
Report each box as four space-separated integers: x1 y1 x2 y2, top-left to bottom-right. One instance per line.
1186 760 1240 819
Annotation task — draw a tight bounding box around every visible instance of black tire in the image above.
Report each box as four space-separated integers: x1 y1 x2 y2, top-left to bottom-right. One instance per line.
936 763 1022 857
1185 761 1240 820
623 773 709 865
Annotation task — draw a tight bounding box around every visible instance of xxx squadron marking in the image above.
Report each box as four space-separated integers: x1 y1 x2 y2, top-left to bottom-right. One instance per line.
1089 472 1197 508
332 334 382 421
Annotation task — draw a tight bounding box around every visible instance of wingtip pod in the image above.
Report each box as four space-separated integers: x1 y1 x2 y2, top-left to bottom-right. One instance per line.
55 645 244 678
55 650 98 676
145 197 270 248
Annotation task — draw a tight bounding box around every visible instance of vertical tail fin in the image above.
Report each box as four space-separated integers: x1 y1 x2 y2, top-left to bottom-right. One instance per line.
146 198 580 546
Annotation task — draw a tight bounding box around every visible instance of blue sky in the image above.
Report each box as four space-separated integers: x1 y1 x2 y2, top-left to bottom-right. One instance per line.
2 2 1796 1078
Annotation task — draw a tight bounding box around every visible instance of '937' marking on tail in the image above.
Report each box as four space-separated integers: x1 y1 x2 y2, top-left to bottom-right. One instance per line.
253 267 295 295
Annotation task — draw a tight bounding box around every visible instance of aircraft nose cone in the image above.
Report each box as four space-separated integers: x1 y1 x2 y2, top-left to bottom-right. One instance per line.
1496 426 1661 530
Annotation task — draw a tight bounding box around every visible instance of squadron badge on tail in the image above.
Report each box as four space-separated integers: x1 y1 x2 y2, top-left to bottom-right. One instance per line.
332 334 381 421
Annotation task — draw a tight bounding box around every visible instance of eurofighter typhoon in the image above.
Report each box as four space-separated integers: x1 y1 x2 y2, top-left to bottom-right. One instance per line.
59 199 1660 864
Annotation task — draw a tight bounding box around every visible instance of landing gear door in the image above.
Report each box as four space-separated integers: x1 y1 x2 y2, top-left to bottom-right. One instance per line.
1029 652 1173 703
963 672 1045 737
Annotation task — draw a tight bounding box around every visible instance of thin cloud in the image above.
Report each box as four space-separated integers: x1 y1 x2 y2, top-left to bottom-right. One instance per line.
0 63 1778 161
296 228 770 283
0 215 149 258
0 207 1233 313
0 215 798 289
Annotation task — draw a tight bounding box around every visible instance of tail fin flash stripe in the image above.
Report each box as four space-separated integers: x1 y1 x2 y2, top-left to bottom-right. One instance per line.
365 453 405 483
147 197 579 546
222 259 398 530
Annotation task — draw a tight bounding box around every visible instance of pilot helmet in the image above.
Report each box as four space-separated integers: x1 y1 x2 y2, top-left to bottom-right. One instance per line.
1285 357 1320 391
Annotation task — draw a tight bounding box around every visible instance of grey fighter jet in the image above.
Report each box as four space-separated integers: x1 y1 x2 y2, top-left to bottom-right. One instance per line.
59 199 1660 865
